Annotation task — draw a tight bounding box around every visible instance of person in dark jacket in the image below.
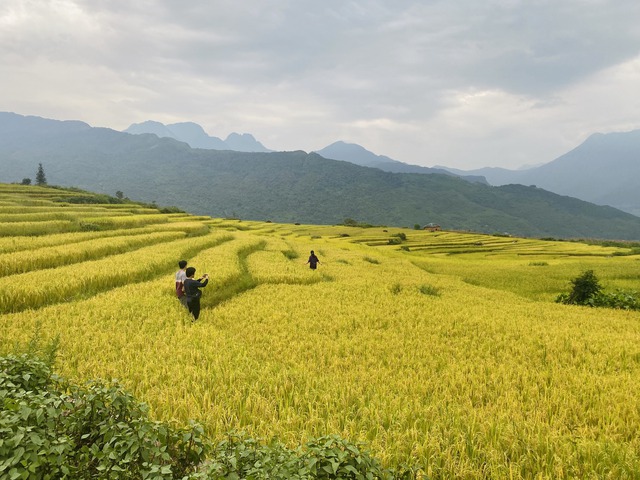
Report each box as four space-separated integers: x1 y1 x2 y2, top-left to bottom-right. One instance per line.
183 267 209 320
306 250 320 270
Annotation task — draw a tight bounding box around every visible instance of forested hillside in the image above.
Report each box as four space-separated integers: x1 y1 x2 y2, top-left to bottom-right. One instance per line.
2 112 640 240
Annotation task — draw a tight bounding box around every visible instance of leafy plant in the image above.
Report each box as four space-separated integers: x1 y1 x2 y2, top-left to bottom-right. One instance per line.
555 271 640 310
418 284 440 296
0 352 208 479
556 270 602 306
199 433 414 479
592 289 640 310
79 221 102 231
282 249 299 260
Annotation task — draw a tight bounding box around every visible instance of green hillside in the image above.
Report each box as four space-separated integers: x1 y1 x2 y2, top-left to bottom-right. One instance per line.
2 112 640 240
144 149 640 239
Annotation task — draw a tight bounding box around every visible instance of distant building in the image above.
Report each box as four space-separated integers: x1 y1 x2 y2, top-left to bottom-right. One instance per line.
423 223 441 232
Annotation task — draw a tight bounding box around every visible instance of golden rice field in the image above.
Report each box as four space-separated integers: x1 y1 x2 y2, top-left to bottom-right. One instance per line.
2 184 640 479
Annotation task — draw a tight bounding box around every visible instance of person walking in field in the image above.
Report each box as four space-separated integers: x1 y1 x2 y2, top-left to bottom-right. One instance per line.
183 267 209 320
175 260 188 307
306 250 320 270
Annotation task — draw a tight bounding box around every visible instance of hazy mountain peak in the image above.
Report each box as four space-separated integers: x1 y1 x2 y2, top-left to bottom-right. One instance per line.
316 141 395 165
125 121 177 139
0 111 91 133
444 128 640 216
224 132 271 152
167 122 208 136
162 122 226 149
316 141 487 184
123 120 270 152
226 132 256 141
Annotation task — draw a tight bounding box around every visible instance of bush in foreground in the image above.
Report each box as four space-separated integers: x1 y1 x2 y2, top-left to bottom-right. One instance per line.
0 353 207 479
198 433 416 480
1 352 418 479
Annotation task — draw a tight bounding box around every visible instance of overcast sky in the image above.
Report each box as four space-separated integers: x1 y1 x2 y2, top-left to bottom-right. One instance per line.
2 0 640 169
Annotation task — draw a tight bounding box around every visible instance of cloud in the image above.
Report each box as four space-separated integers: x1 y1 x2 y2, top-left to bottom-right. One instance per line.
1 0 640 169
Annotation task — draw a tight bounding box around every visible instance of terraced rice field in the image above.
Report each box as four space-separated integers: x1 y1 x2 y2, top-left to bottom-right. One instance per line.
2 184 640 479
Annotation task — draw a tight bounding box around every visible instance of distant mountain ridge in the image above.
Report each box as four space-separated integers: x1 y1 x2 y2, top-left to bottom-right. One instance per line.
440 130 640 216
315 141 487 183
2 111 640 240
124 120 271 152
126 122 485 183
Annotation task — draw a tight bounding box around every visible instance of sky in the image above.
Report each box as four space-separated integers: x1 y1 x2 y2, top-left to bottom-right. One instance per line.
1 0 640 170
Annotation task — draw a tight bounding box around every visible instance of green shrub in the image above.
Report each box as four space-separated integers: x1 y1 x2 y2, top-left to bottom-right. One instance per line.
418 284 440 296
159 206 186 214
388 232 409 245
0 353 208 479
200 433 300 479
390 283 403 295
556 270 602 306
592 290 640 310
556 270 640 310
79 222 102 231
1 336 419 479
199 433 413 479
363 256 380 265
282 249 299 260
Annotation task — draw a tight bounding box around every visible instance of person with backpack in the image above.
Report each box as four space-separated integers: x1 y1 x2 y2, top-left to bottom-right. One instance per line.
183 267 209 320
175 260 188 307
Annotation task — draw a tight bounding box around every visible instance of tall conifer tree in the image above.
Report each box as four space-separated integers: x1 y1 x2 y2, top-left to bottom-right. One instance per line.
35 163 47 186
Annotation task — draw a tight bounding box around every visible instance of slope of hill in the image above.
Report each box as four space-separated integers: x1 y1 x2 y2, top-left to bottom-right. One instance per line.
316 141 487 183
514 130 640 215
439 165 528 186
442 130 640 216
125 120 271 152
3 112 640 240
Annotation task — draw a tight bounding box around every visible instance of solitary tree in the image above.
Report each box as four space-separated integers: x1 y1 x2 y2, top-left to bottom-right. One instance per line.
35 163 47 186
557 270 602 305
21 178 32 185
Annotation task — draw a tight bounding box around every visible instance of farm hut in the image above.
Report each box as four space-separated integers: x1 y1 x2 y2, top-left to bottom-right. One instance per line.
423 223 441 232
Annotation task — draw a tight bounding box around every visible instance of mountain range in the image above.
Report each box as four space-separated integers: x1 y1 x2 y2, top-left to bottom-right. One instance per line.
124 121 484 184
125 120 640 217
314 142 487 184
124 120 271 152
2 111 640 240
438 130 640 217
